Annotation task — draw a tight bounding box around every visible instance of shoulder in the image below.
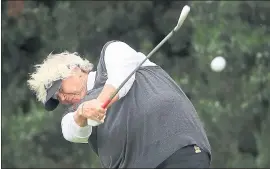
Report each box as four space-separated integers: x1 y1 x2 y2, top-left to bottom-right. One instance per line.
105 41 137 55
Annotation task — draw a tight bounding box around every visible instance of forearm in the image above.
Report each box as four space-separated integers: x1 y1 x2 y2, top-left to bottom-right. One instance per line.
61 112 92 143
97 84 119 108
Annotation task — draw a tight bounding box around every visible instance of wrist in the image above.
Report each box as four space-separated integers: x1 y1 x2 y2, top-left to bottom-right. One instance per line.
97 84 119 108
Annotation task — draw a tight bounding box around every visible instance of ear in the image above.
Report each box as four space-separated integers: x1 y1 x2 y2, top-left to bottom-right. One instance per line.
68 65 80 72
73 66 82 72
67 66 81 78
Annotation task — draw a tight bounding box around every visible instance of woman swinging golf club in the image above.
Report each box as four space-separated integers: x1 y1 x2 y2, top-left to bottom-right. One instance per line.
27 6 211 168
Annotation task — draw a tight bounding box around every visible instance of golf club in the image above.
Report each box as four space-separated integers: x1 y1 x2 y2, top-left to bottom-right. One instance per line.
101 5 190 109
88 5 191 126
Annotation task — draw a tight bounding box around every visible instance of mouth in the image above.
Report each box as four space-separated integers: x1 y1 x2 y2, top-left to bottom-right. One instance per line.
73 100 80 103
61 99 80 105
72 98 81 103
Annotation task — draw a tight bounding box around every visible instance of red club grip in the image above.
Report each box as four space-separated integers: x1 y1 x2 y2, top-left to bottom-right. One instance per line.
101 99 111 109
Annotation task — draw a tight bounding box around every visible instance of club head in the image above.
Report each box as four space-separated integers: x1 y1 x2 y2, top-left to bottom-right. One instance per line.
174 5 190 32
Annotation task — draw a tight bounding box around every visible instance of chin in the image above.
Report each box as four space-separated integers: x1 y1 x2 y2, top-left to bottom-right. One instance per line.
61 101 75 105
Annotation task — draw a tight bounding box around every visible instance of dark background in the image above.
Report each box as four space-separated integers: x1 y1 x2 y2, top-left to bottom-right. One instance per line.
1 0 270 168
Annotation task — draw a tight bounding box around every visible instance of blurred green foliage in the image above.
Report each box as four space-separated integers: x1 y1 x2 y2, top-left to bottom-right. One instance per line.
1 0 270 168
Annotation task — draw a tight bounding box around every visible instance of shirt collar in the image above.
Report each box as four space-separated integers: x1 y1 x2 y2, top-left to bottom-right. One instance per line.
87 71 96 91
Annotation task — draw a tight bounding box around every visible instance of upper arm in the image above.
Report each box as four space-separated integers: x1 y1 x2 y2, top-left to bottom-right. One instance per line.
104 41 139 73
103 41 138 91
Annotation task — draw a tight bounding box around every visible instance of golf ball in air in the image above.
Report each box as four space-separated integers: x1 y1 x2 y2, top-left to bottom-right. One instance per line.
210 56 226 72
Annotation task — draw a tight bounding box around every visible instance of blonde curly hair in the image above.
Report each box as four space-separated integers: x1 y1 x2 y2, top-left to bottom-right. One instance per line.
27 51 93 103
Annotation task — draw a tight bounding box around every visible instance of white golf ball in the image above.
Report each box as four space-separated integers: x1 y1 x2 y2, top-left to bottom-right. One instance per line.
210 56 226 72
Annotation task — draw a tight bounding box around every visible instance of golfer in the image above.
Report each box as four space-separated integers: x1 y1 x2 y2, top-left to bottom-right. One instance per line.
27 41 211 168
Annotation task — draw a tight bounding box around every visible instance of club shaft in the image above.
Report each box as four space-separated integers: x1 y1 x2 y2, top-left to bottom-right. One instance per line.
101 29 177 108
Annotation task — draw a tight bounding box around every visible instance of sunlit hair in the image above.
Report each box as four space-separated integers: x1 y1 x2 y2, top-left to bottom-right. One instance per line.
27 51 93 103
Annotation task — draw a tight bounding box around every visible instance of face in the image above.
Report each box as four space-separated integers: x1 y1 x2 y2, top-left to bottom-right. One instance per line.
56 69 88 105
